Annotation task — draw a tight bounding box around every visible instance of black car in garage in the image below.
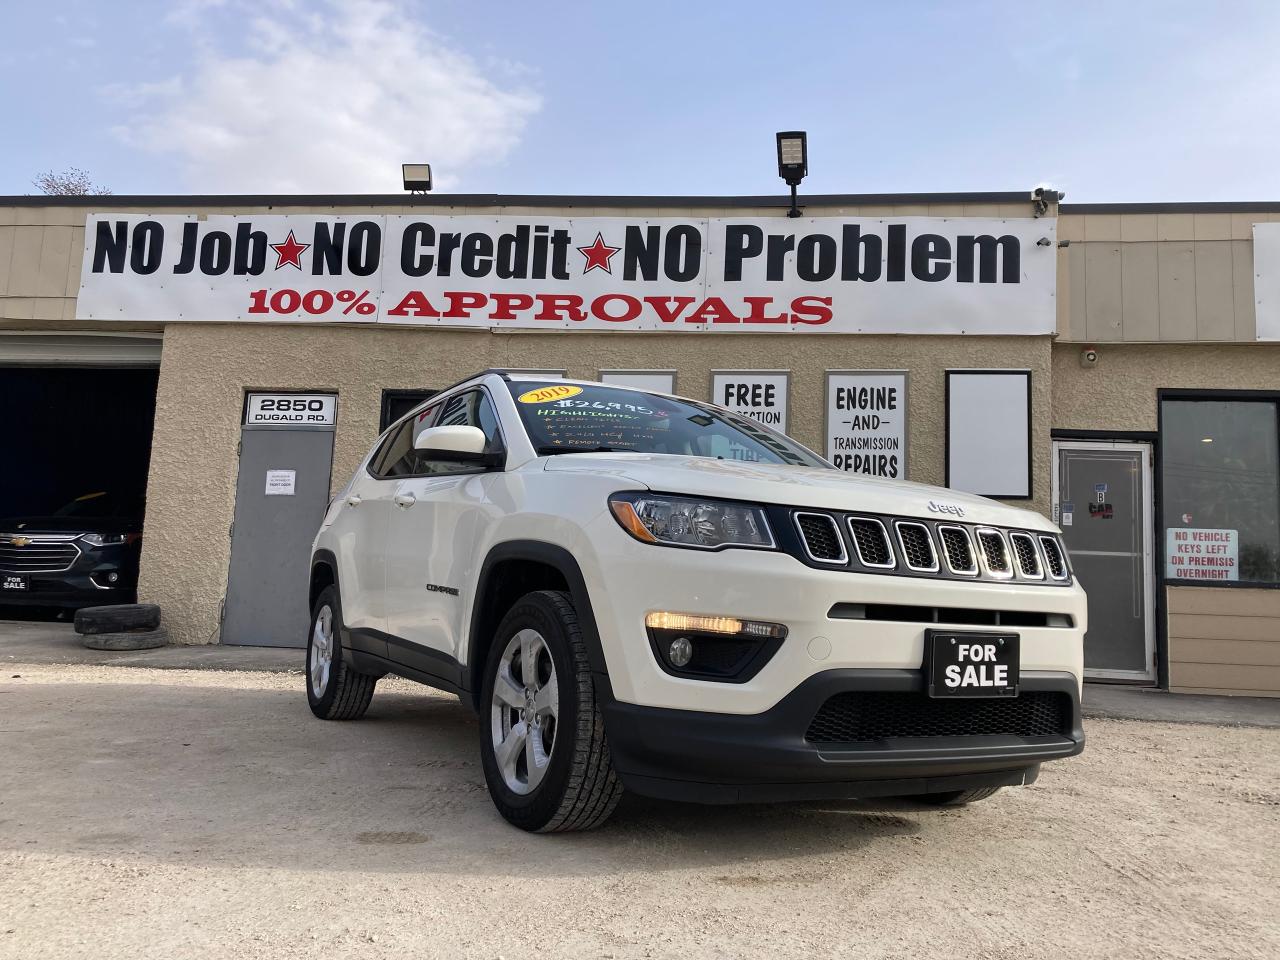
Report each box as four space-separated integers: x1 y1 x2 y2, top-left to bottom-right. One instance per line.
0 492 143 610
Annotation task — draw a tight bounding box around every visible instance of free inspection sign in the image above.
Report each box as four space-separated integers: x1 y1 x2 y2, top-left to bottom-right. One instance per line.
76 214 1057 334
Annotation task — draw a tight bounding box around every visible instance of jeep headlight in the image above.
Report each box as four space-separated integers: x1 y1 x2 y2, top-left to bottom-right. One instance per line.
608 493 775 550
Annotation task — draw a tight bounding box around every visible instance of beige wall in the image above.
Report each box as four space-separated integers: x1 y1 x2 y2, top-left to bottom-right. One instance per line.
1056 210 1278 344
1052 341 1280 432
140 323 1053 643
1167 587 1280 697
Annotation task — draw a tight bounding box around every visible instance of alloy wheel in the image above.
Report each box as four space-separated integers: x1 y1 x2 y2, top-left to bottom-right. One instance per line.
489 628 559 795
310 604 334 697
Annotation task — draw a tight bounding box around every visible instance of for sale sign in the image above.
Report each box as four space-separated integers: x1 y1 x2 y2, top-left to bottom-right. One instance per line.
76 214 1056 334
710 371 789 433
1166 527 1239 581
825 371 908 478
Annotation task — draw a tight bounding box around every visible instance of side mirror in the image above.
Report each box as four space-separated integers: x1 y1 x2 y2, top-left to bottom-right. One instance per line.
414 425 500 465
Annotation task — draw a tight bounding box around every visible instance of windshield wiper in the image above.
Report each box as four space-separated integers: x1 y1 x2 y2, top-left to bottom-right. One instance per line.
536 445 620 455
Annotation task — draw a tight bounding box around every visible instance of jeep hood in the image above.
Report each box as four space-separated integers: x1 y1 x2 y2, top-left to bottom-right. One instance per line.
542 453 1054 530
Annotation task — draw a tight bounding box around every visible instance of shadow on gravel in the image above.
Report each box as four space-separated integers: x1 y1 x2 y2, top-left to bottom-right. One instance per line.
0 675 966 878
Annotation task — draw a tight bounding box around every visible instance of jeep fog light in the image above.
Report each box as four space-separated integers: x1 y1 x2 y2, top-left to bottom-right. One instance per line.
668 637 694 667
645 612 788 682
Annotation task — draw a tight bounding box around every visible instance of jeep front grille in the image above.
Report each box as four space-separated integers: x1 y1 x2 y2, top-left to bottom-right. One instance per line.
1009 532 1043 579
895 522 938 572
780 510 1071 586
976 529 1012 578
938 525 977 575
794 513 846 563
847 517 895 568
1040 535 1069 580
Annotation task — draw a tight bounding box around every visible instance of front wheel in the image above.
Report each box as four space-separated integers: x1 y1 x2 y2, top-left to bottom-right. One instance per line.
306 585 376 720
479 590 622 832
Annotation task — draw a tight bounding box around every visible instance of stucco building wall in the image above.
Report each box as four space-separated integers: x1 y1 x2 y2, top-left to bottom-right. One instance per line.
1051 341 1280 431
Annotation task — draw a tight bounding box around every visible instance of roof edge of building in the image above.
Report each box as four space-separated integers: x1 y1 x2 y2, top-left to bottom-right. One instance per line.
1061 201 1280 214
0 190 1055 209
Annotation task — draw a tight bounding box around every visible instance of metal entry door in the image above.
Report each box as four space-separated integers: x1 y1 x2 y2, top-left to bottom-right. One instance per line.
223 399 336 647
1052 440 1155 681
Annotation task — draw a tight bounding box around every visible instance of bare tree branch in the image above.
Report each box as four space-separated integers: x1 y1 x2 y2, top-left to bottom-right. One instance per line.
32 168 113 196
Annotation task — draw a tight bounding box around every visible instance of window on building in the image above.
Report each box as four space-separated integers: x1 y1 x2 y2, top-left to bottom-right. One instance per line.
380 389 437 432
1161 396 1280 585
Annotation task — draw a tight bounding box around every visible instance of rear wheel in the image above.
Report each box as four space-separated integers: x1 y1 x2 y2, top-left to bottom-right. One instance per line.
917 786 1003 806
306 585 376 720
479 590 622 832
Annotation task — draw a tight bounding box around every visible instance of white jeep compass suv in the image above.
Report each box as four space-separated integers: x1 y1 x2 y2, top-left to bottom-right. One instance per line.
307 371 1086 832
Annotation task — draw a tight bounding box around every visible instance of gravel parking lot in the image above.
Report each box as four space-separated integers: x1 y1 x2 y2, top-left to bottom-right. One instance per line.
1 663 1277 960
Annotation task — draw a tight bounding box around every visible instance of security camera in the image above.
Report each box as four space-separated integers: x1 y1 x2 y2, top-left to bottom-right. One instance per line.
1080 346 1099 368
1030 185 1053 217
1036 237 1052 247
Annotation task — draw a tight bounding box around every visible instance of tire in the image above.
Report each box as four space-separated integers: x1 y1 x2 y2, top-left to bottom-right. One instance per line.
306 585 376 721
479 590 623 833
74 603 161 635
82 626 169 650
917 786 1003 806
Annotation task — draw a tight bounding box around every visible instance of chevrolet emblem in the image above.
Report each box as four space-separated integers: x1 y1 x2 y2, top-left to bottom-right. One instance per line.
10 537 31 547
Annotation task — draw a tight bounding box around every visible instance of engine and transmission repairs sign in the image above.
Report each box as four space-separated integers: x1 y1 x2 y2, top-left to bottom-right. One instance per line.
825 371 908 477
1166 527 1239 581
77 214 1056 334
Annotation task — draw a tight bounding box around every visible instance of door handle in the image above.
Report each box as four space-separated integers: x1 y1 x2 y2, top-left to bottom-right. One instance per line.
347 495 362 508
394 493 417 508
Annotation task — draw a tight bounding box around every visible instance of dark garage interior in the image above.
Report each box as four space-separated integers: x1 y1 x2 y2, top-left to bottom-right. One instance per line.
0 366 159 615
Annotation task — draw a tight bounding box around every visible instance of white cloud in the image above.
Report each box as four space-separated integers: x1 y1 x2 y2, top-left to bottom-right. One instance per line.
115 0 540 193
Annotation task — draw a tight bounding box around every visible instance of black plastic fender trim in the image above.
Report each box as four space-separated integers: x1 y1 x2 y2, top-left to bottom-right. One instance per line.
466 539 611 705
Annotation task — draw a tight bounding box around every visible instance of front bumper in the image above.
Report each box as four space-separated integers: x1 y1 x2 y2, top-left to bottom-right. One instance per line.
0 545 138 608
577 512 1087 715
601 669 1084 804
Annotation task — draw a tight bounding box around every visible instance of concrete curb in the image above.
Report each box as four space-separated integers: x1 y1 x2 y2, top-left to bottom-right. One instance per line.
1083 683 1280 729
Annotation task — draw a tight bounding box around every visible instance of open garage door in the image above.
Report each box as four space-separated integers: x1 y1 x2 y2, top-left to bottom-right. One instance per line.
0 335 161 615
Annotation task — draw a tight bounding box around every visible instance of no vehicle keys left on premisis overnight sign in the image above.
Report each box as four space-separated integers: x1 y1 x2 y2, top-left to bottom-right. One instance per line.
76 213 1056 335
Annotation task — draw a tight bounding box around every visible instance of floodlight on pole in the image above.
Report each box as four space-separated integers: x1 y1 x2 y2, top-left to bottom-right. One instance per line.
402 163 433 193
775 131 807 218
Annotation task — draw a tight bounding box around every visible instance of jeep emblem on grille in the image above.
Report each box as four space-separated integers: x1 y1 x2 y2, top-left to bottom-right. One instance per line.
927 500 965 518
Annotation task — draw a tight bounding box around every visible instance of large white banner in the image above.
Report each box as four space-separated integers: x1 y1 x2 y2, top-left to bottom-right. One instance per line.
1253 224 1280 340
77 214 1056 334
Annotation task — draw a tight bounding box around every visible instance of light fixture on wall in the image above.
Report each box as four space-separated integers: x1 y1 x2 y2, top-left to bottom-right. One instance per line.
402 164 433 193
776 131 808 218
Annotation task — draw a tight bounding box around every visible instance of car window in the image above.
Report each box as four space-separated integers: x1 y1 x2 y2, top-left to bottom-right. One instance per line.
506 382 825 466
370 401 441 477
417 390 503 475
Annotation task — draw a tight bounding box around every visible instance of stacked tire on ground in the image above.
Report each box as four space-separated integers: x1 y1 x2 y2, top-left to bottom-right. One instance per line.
74 604 168 650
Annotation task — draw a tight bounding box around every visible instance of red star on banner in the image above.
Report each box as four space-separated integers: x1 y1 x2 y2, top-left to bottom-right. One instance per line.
270 229 310 270
577 232 621 274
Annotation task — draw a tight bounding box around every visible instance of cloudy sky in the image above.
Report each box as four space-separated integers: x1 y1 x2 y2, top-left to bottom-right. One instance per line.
3 1 1279 201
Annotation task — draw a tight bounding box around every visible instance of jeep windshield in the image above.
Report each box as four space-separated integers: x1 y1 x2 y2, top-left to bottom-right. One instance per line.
507 382 826 467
